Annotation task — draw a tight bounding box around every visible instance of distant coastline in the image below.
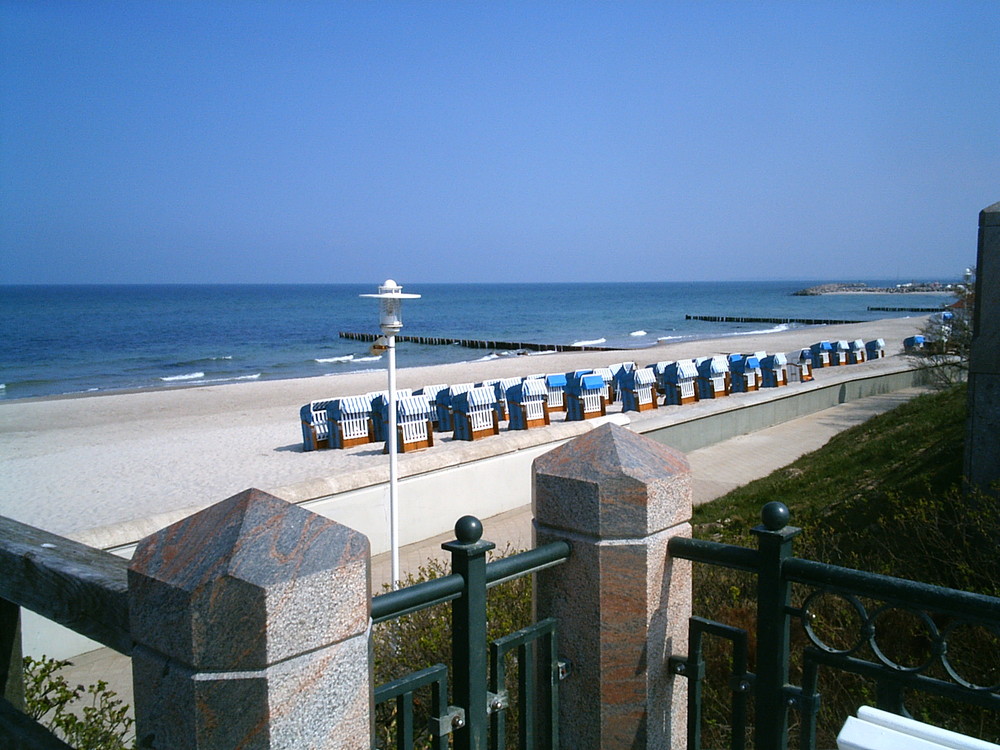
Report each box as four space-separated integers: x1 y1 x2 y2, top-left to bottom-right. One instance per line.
792 282 960 296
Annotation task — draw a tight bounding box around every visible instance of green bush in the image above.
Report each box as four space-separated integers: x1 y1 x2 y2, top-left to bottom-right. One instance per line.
22 655 135 750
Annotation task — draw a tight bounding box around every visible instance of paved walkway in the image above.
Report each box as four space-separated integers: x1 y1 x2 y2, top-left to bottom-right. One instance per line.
60 385 931 715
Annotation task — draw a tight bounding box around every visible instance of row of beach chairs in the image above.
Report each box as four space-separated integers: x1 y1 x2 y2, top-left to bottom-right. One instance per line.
300 338 887 453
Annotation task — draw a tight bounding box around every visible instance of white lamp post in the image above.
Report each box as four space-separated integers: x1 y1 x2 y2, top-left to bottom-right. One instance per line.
360 279 421 588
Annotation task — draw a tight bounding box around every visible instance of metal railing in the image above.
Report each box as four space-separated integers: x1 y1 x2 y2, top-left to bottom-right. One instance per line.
372 515 570 750
668 501 1000 750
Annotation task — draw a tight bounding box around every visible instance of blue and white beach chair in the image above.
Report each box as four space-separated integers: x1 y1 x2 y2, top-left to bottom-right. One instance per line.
760 352 787 387
329 396 374 449
661 360 699 405
620 367 658 412
507 378 549 430
385 395 434 453
696 356 730 399
452 386 500 441
493 377 523 421
865 338 886 359
300 399 334 451
566 373 607 421
544 373 568 413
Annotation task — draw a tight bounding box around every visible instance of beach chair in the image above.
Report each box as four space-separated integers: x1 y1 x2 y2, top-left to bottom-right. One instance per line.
696 356 730 399
435 383 473 432
329 396 374 449
760 352 788 387
300 399 334 451
620 367 658 412
385 395 434 453
659 360 699 405
787 350 814 383
865 338 886 359
493 377 522 421
834 340 851 366
565 373 607 421
848 338 867 364
368 389 413 441
591 367 615 404
544 373 568 413
810 341 833 368
452 386 500 441
728 354 761 393
416 384 448 428
507 378 549 430
904 335 926 352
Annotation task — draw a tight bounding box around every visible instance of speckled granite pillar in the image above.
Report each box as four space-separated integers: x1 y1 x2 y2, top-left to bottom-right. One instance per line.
965 201 1000 494
128 488 371 749
533 423 691 749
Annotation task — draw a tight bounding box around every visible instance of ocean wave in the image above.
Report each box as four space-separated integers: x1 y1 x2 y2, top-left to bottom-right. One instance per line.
657 335 685 342
315 355 355 364
160 372 205 382
200 373 262 384
630 330 647 337
729 323 793 337
571 337 607 347
476 353 500 362
527 349 557 356
176 356 233 366
0 383 5 390
353 355 383 362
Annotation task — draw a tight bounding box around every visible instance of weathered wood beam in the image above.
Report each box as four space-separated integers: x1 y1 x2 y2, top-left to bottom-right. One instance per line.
0 516 131 655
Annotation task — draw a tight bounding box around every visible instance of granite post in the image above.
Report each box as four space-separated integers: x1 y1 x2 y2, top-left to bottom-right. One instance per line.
533 423 691 749
128 488 372 749
965 201 1000 494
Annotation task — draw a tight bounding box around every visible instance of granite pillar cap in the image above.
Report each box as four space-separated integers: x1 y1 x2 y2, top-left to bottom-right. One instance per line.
533 423 691 538
128 488 370 671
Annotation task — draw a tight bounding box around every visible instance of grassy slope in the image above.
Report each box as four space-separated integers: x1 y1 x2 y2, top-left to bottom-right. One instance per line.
690 384 980 587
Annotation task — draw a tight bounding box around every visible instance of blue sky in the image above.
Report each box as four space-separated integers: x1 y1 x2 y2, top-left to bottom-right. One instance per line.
2 2 997 284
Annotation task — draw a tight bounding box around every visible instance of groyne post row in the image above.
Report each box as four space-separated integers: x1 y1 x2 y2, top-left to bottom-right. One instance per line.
1 425 694 749
339 330 618 352
685 314 864 325
867 306 943 312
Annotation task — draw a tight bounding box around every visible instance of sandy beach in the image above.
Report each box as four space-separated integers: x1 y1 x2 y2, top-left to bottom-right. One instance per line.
0 316 926 544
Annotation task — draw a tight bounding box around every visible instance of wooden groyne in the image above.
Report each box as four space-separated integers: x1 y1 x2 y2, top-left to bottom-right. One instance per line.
867 306 942 312
685 314 864 325
338 332 618 352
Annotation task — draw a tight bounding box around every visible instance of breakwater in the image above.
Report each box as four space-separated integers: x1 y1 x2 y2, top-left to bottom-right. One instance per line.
338 332 618 352
867 306 942 312
685 314 864 325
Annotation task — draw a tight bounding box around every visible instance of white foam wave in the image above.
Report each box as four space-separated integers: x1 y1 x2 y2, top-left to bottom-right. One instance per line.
160 372 205 382
527 350 557 356
730 324 792 337
657 335 685 342
315 355 354 364
200 373 262 384
353 355 383 362
571 338 607 347
476 353 500 362
0 383 5 390
630 330 647 337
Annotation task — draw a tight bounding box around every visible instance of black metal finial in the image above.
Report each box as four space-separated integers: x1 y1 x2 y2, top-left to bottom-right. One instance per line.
454 515 483 544
761 501 790 531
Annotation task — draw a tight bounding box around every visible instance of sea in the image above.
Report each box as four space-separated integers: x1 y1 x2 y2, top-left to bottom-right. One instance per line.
0 281 953 401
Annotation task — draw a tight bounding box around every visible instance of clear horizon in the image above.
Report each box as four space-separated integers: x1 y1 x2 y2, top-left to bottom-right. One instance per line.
2 2 996 285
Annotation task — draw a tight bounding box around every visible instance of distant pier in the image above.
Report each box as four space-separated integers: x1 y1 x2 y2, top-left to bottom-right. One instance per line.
685 314 864 325
338 332 618 352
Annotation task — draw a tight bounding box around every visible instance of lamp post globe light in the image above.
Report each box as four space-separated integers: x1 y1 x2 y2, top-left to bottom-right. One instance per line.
360 280 421 588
